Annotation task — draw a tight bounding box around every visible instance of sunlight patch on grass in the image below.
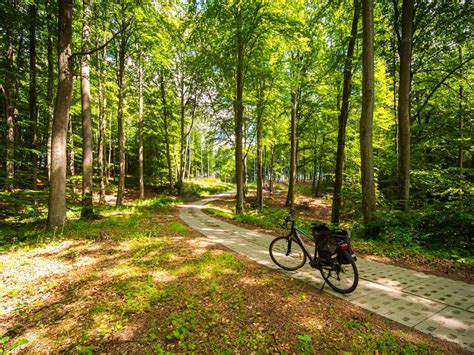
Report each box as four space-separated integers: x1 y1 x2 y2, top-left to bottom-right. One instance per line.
167 222 188 234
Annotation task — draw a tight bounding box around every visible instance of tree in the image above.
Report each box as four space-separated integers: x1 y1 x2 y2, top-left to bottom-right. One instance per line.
46 0 56 182
396 0 414 211
115 12 130 206
359 0 376 224
234 3 245 214
29 4 38 188
138 52 144 199
331 0 360 224
2 1 16 192
81 0 94 218
48 0 74 229
159 72 173 192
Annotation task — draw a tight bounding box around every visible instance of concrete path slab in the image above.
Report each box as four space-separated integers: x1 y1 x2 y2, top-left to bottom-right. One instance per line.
179 192 474 352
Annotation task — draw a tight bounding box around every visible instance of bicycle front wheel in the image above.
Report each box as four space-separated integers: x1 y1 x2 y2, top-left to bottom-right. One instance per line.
269 236 306 271
320 250 358 294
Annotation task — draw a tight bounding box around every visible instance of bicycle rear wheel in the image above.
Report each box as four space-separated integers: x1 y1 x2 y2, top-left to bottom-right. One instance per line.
320 250 358 293
269 236 306 271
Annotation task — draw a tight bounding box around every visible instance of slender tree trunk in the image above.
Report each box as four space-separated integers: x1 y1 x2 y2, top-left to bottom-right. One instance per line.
397 0 414 211
234 4 244 214
13 34 23 175
256 105 264 209
315 136 326 197
48 0 74 229
4 24 15 192
160 73 173 192
29 4 38 188
106 115 112 184
312 144 317 195
68 117 75 176
47 0 55 182
331 0 360 224
200 134 204 177
97 39 106 203
178 76 186 195
360 0 377 224
138 53 145 199
285 91 298 210
269 144 274 194
116 32 127 206
188 138 193 179
458 46 464 204
207 142 210 177
81 0 93 218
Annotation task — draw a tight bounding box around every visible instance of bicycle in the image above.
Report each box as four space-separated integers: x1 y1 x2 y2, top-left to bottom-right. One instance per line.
269 212 359 294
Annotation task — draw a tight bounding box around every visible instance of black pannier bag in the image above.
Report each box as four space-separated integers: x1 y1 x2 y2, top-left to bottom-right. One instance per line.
333 229 357 264
311 224 338 265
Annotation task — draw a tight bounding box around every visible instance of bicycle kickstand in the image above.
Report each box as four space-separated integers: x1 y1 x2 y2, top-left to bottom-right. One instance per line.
320 280 326 293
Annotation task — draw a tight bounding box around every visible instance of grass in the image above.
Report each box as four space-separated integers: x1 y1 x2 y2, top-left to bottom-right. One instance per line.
0 190 180 251
181 178 234 197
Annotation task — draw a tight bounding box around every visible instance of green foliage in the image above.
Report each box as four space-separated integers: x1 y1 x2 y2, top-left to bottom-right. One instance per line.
167 222 188 234
296 334 315 354
354 207 474 264
235 207 288 229
181 178 234 197
0 336 29 354
351 331 431 354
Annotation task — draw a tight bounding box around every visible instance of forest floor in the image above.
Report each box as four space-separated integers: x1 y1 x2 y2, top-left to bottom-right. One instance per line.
0 182 468 353
205 188 474 284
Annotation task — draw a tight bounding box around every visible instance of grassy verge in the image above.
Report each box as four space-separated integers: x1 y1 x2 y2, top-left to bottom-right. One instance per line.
181 178 234 197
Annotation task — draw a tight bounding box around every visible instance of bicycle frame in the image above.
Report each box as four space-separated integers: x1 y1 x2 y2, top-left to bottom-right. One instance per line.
286 221 316 264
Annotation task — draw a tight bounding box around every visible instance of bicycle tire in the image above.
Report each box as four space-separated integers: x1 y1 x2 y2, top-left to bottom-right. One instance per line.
269 236 306 271
320 249 358 294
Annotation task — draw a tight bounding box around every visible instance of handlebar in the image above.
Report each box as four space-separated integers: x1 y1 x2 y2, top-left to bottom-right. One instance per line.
280 210 296 228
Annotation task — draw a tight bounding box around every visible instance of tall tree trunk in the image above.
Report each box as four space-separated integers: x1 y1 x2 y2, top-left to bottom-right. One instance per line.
315 136 326 197
68 117 74 176
269 144 274 194
138 53 145 199
47 0 55 182
397 0 414 211
107 116 112 183
97 38 106 203
458 46 464 204
160 73 173 192
285 91 298 210
234 4 244 214
48 0 74 229
360 0 376 224
188 138 193 179
116 31 127 206
312 144 317 195
200 134 204 177
331 0 360 224
29 4 38 188
4 23 15 192
256 103 264 210
178 75 185 195
81 0 93 218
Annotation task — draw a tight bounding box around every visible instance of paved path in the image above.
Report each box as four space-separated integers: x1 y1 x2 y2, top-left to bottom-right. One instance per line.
179 192 474 351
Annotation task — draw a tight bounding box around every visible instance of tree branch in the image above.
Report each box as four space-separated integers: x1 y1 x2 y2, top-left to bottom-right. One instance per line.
414 55 474 120
72 22 130 57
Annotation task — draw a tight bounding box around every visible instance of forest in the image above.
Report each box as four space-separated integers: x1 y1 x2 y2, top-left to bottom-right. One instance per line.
0 0 473 352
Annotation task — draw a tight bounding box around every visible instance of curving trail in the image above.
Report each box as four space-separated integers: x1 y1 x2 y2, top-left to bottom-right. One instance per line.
179 191 474 351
